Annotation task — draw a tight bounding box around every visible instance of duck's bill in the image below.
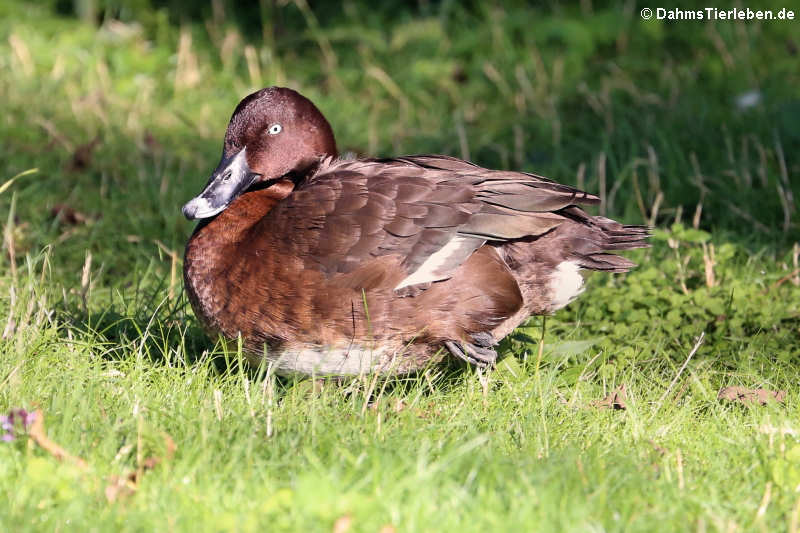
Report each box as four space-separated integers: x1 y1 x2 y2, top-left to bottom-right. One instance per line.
182 148 260 220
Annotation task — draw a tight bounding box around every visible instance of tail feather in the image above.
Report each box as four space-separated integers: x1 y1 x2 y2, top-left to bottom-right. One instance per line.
575 253 638 272
557 208 650 273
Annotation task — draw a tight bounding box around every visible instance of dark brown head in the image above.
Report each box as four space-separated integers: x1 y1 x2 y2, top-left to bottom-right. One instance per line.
182 87 337 219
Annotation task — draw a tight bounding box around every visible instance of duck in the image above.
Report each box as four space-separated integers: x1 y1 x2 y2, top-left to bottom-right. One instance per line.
182 87 649 376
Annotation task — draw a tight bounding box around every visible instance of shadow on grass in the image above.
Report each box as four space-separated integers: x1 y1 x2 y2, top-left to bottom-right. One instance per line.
50 275 483 406
54 280 218 369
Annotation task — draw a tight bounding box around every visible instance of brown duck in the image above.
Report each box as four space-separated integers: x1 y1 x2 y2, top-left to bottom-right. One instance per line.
182 87 649 376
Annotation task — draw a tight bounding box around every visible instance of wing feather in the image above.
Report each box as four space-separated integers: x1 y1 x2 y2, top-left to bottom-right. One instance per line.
261 155 626 290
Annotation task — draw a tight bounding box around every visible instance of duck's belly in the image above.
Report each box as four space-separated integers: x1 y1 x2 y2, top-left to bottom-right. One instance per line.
244 341 440 377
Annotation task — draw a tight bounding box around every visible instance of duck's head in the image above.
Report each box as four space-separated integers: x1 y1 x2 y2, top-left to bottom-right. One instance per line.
182 87 337 220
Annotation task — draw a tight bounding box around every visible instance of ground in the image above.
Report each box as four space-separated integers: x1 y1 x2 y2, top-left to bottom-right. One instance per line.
1 1 799 531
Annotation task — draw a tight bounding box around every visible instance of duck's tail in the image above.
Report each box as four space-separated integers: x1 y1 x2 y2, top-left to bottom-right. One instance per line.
560 207 651 273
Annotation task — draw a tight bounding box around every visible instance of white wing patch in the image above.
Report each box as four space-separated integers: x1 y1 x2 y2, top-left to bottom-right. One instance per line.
394 235 485 291
549 261 585 310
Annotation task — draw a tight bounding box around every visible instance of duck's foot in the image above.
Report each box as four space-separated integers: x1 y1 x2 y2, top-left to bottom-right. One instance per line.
470 332 496 349
444 335 498 368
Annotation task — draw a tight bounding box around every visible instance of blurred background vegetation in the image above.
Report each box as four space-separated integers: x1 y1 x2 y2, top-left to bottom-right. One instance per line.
2 1 798 261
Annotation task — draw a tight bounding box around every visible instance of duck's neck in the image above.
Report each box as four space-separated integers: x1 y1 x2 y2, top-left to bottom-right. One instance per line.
194 179 294 243
183 179 294 336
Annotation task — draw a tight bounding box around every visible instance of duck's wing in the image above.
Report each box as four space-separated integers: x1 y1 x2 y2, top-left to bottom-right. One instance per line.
263 155 606 291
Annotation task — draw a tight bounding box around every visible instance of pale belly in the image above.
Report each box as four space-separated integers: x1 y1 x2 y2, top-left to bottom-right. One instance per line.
244 341 442 377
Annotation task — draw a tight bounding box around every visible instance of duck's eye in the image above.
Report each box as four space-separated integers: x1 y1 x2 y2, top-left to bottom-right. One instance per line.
268 124 282 135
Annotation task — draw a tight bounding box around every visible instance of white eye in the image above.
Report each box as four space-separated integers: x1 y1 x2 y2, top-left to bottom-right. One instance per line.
268 124 282 135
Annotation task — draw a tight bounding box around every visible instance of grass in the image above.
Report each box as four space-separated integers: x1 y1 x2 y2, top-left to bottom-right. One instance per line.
1 1 799 531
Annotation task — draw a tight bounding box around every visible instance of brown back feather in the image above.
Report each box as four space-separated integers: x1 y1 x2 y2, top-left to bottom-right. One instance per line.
258 155 646 286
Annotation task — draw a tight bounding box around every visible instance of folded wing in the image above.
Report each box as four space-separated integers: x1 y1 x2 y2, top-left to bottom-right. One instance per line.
260 154 646 291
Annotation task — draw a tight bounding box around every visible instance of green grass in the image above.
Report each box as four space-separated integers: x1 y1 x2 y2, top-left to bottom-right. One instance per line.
1 1 800 531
